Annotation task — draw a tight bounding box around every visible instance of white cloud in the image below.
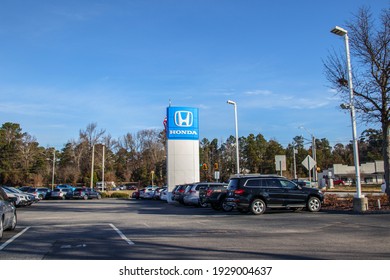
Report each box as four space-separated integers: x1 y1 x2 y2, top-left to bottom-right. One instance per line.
244 89 273 96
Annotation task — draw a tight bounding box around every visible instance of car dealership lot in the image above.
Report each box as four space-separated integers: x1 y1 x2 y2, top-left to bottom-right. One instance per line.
1 198 390 260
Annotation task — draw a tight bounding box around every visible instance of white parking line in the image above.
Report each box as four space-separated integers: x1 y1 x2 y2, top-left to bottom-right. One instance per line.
0 226 31 251
109 224 135 245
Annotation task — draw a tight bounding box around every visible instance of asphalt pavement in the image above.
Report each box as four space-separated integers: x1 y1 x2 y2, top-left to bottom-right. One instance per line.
1 198 390 260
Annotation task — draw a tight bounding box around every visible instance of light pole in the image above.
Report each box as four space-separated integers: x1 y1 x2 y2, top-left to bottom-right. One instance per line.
102 144 105 192
51 149 56 191
46 149 57 191
331 26 365 210
90 144 95 190
292 146 298 180
227 100 240 175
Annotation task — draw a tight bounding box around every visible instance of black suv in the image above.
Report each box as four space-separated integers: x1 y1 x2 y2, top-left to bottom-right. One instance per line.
225 174 324 215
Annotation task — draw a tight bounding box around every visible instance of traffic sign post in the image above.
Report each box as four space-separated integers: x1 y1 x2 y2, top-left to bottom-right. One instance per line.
302 155 316 187
275 155 286 176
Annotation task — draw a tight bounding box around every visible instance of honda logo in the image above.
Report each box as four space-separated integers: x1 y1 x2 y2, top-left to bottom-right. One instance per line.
174 111 193 127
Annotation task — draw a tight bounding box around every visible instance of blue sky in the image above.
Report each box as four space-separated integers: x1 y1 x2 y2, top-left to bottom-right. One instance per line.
0 0 388 149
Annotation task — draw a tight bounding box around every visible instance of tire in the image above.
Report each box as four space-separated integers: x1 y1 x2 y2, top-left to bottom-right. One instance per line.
250 199 266 215
8 213 17 231
221 200 234 212
307 196 321 212
0 218 3 240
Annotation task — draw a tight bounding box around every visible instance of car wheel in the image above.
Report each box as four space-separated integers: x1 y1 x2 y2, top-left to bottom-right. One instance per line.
250 199 266 215
83 195 88 200
8 213 17 231
307 196 321 212
221 200 234 212
0 218 4 240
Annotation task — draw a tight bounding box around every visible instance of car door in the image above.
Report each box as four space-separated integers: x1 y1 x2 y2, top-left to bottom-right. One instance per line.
280 179 307 206
262 178 285 206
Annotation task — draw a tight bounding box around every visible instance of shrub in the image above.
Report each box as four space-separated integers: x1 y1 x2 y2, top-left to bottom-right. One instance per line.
109 192 130 199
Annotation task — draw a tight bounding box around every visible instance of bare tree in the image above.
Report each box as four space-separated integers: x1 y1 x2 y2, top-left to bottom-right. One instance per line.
324 7 390 197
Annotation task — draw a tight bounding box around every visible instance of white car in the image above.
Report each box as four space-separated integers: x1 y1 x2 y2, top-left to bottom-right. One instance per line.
160 188 168 201
140 186 159 199
1 187 30 207
0 187 17 240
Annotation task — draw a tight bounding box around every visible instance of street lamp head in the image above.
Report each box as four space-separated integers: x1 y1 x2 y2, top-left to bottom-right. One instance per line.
340 103 351 110
331 26 347 36
227 100 236 105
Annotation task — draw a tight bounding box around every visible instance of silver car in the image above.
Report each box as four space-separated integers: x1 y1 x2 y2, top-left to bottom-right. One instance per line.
1 186 31 207
182 183 210 207
0 187 17 240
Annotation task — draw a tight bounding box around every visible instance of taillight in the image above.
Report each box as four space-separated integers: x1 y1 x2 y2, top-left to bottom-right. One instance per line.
206 190 213 196
234 189 245 195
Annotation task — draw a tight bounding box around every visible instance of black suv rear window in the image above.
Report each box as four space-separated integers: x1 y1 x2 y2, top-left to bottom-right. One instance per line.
227 178 239 191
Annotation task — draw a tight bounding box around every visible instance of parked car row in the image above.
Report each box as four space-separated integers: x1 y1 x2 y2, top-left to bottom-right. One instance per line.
133 174 325 216
132 186 168 200
172 182 228 207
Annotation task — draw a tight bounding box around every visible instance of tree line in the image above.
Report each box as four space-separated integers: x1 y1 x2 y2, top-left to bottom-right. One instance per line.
0 122 383 188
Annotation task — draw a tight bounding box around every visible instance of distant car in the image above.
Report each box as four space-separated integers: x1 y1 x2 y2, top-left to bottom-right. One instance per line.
51 188 72 199
152 187 166 200
71 188 102 200
139 186 159 199
55 184 76 191
172 185 187 204
333 179 346 186
0 187 17 240
24 187 50 200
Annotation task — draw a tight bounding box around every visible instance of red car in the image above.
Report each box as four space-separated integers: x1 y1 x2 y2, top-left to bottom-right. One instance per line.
333 179 345 185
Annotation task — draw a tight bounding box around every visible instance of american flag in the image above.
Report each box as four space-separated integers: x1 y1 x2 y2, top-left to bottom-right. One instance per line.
163 116 167 131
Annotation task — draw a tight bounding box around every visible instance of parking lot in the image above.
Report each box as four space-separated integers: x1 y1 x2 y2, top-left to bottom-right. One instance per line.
1 198 390 260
